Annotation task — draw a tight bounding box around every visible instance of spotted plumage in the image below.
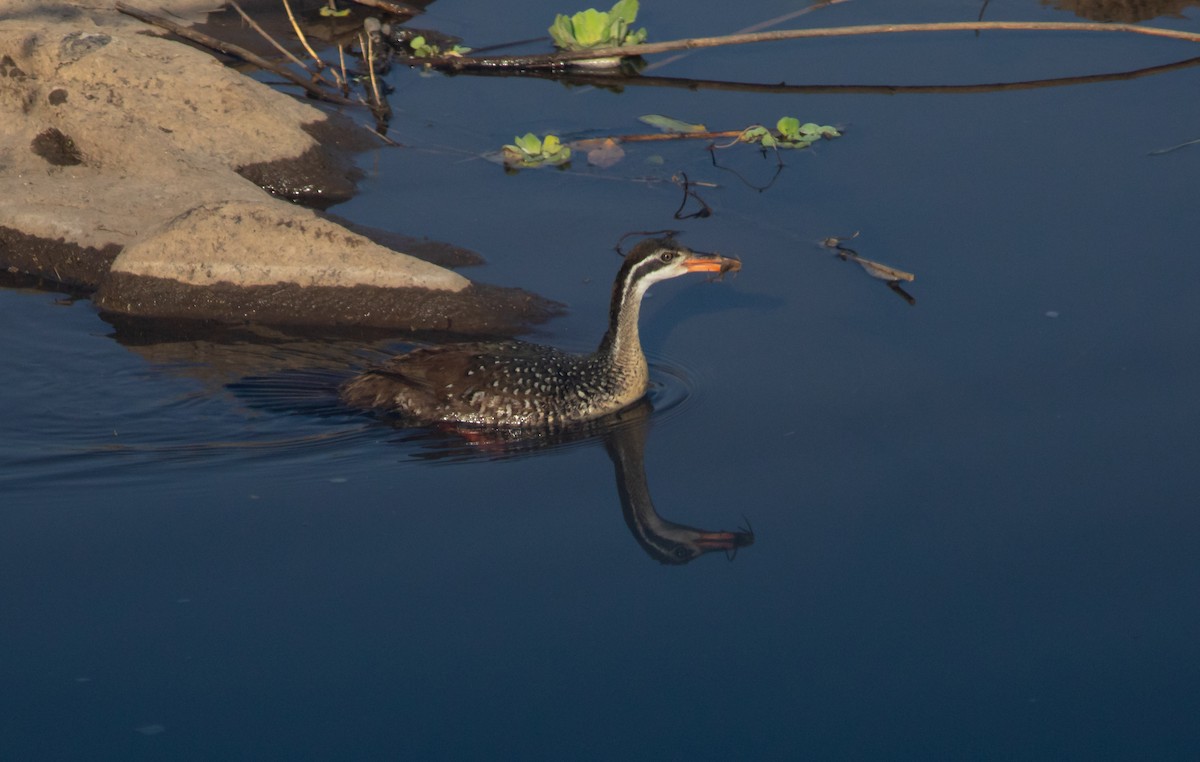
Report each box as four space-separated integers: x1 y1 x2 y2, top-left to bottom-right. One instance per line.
341 238 740 428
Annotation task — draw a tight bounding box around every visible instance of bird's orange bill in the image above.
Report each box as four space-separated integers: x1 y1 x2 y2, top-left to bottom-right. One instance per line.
684 254 742 275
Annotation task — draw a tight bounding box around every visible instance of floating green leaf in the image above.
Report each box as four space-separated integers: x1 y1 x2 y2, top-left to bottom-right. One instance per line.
409 35 472 58
737 118 842 150
549 0 648 51
501 133 571 168
801 122 840 138
515 133 542 155
574 9 608 46
776 116 802 141
639 114 707 133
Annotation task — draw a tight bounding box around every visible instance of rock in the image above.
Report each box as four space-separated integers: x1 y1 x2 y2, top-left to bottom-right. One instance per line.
0 1 560 334
106 201 470 291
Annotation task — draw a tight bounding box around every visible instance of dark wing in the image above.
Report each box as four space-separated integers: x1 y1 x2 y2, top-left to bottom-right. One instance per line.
341 342 532 413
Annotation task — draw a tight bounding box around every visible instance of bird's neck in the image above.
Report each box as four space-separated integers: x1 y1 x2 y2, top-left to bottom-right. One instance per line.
595 264 650 375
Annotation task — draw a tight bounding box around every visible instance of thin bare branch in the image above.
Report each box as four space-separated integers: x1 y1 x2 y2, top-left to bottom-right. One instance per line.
432 20 1200 71
280 0 323 68
228 1 313 73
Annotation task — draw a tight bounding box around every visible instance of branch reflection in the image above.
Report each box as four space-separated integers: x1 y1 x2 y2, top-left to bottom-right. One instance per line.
465 54 1200 96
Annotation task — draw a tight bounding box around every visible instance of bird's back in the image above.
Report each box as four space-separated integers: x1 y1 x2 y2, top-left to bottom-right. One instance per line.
340 340 648 428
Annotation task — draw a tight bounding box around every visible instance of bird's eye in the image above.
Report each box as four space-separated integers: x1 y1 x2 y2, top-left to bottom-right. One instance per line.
659 250 676 263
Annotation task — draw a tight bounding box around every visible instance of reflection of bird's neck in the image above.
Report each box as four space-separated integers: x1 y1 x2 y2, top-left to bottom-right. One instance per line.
605 403 751 565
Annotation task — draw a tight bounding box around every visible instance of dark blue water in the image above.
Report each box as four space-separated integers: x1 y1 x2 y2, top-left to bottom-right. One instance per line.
4 0 1200 757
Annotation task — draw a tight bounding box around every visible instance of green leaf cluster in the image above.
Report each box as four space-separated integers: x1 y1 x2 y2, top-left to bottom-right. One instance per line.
740 117 841 149
408 35 472 58
501 133 572 168
549 0 648 51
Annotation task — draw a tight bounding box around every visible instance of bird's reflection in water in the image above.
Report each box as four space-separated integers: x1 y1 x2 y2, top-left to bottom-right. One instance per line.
227 369 754 564
235 369 752 564
390 397 754 565
602 401 754 565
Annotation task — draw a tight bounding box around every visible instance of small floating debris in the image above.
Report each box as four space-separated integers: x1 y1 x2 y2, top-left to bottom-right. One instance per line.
135 724 166 736
820 233 917 305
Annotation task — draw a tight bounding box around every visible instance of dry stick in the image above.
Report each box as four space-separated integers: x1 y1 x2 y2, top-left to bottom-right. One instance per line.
228 0 330 85
572 130 745 146
361 32 382 106
359 32 391 126
436 20 1200 70
280 0 324 68
338 43 349 95
114 2 355 105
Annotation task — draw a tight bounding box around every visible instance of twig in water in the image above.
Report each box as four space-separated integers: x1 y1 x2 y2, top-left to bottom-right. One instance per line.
430 20 1200 71
229 0 341 88
672 173 713 219
822 235 917 305
281 0 324 69
359 31 391 127
976 0 992 36
337 43 349 95
615 230 682 255
1148 137 1200 155
361 122 402 146
571 130 744 149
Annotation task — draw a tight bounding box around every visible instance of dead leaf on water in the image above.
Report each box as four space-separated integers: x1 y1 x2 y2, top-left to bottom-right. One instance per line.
819 234 917 304
586 138 625 168
843 253 915 282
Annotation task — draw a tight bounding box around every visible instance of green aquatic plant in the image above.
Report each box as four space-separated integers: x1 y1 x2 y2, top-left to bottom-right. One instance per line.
741 117 841 149
408 35 471 58
502 133 572 168
549 0 648 51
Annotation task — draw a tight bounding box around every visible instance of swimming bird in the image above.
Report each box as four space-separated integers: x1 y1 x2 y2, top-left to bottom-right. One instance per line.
340 237 740 428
